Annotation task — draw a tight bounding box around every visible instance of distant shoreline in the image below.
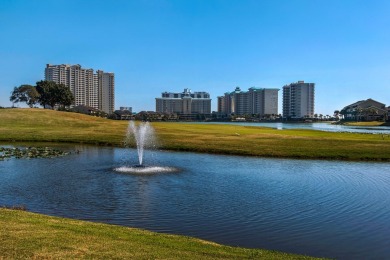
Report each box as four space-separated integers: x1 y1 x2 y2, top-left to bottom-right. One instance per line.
333 121 390 127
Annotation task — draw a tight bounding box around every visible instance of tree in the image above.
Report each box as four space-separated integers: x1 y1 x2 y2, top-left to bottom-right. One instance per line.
10 85 39 107
36 80 56 109
354 107 363 121
55 83 74 108
334 110 340 119
36 80 74 109
362 107 378 121
339 108 348 120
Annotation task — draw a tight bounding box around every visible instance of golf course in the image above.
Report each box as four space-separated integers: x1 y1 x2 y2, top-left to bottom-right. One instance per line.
2 108 389 259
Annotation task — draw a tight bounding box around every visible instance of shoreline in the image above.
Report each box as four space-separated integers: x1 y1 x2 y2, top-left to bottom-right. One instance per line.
332 121 390 126
0 208 323 259
2 139 390 162
1 108 390 162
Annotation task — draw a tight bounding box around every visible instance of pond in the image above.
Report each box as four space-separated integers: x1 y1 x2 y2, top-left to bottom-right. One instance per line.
1 144 390 259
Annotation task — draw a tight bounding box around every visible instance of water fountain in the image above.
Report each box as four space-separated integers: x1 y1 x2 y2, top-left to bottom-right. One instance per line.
115 121 178 174
126 121 155 166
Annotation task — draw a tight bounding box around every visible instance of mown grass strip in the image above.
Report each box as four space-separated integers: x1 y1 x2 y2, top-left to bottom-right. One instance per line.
0 209 323 259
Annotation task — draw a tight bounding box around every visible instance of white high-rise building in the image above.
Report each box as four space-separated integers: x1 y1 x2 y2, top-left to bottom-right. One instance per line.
282 81 315 118
156 88 211 115
45 64 115 114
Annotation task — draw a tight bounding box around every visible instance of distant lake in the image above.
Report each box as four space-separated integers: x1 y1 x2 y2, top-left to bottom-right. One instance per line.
1 144 390 259
189 121 390 134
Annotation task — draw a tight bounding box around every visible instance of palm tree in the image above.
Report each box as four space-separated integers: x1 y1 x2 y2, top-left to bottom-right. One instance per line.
339 108 348 120
354 107 363 121
363 107 378 121
334 110 340 120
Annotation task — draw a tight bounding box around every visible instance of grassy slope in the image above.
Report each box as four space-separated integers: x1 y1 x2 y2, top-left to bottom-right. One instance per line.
1 108 390 161
342 121 388 126
0 108 127 145
0 209 321 259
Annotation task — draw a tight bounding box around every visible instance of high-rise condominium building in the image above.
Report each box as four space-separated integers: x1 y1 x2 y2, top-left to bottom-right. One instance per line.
217 87 279 116
282 81 315 118
156 88 211 115
45 64 115 114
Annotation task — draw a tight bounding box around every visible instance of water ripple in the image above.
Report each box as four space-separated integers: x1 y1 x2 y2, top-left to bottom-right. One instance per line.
1 145 390 259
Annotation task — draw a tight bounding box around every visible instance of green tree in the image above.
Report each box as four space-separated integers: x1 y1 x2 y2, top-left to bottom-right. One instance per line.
36 80 74 109
362 107 378 121
36 80 56 109
55 83 74 109
354 107 363 121
10 85 39 107
339 108 348 120
334 110 340 118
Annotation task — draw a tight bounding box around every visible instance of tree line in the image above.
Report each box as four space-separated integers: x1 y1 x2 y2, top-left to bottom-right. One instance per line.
10 80 74 109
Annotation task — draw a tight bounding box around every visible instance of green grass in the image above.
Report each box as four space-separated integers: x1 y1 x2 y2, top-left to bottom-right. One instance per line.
1 108 390 161
0 209 322 259
152 122 390 160
0 108 127 145
342 121 387 126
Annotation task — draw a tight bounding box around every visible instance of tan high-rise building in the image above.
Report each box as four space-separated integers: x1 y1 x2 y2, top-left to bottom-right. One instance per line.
217 87 279 116
95 70 115 114
45 64 115 114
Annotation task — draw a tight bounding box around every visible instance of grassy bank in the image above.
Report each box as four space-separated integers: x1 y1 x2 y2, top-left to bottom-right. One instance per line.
1 108 390 161
341 121 390 126
0 108 127 145
0 209 321 259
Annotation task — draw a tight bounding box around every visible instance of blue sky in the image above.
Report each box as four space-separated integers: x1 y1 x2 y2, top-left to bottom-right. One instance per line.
1 0 389 115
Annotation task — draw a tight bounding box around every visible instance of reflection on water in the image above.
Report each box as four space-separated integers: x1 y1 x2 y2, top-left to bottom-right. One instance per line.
1 144 390 259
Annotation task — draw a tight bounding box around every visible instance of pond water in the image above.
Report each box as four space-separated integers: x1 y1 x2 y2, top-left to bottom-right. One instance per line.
1 144 390 259
191 122 390 134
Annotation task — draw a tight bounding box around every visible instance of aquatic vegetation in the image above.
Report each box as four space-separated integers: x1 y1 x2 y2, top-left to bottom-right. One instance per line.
0 146 70 160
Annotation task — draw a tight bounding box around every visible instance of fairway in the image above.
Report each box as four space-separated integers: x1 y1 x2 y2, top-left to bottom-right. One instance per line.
1 108 390 161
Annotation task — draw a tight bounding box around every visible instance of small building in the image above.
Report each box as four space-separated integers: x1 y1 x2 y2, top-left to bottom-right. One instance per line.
120 107 132 113
113 108 133 120
340 99 387 121
71 105 102 116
